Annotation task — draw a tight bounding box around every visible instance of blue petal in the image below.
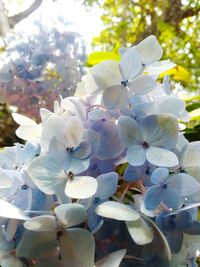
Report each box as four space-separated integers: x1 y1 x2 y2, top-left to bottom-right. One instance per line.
184 222 200 235
165 229 183 253
97 159 115 173
162 188 181 209
124 164 146 182
142 114 178 149
174 211 193 230
68 157 90 175
87 202 103 231
168 173 200 197
117 115 143 147
95 172 118 198
127 145 146 166
72 141 92 159
144 185 163 210
151 168 169 184
96 120 124 160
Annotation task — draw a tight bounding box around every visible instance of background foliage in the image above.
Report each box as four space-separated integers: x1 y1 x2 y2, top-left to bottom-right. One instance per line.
83 0 200 92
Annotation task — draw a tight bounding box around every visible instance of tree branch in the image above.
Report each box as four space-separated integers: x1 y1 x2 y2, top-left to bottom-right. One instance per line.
180 7 200 20
8 0 43 27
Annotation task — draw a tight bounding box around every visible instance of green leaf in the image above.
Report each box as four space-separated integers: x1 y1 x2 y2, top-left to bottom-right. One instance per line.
87 51 120 66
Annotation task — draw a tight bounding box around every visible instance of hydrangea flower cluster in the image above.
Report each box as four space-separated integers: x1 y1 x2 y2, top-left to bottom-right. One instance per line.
0 35 200 267
0 16 86 118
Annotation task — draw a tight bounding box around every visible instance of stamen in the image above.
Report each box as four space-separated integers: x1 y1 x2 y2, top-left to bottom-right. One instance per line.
121 80 128 86
142 141 149 149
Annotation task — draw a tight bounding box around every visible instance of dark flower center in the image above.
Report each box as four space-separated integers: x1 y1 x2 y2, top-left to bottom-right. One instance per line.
66 147 75 153
21 184 28 190
56 230 63 238
67 171 74 181
94 197 100 203
121 80 128 86
163 184 168 189
142 141 149 149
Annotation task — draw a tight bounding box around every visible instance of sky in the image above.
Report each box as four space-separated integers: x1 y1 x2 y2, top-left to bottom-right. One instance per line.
5 0 104 52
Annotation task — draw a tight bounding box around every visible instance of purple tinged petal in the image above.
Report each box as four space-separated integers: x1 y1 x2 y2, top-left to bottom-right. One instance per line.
124 165 146 182
96 120 124 160
95 172 118 198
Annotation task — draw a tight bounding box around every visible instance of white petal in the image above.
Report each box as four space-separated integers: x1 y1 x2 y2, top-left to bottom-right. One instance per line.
0 199 28 220
146 147 179 167
155 96 186 118
65 176 98 199
40 114 66 153
64 116 84 148
128 75 156 95
119 47 142 80
119 47 130 55
54 203 87 228
145 60 176 75
61 97 87 121
126 217 154 245
5 219 17 242
95 249 127 267
180 142 200 169
90 60 122 90
12 113 37 126
16 124 42 142
136 35 163 65
16 231 56 259
95 201 140 221
40 108 53 122
61 228 95 267
1 255 24 267
75 72 98 96
28 155 66 195
24 215 57 232
0 171 14 189
102 85 128 110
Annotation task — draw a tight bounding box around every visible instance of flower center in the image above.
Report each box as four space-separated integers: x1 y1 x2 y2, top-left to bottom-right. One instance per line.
56 230 63 238
21 184 28 190
163 184 168 189
66 147 75 153
67 171 74 181
121 80 128 87
142 141 149 149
